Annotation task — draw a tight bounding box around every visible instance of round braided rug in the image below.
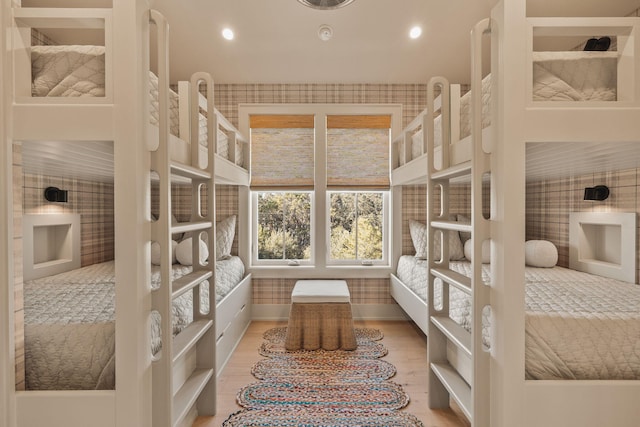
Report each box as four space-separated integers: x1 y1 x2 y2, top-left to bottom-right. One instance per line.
222 408 425 427
263 326 383 343
236 380 410 411
251 356 396 381
259 339 388 359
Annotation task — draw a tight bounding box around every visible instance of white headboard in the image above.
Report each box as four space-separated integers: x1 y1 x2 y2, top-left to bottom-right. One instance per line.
569 212 637 283
23 213 81 281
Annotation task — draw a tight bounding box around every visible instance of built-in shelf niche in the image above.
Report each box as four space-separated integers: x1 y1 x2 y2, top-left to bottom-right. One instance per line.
529 17 640 105
569 212 636 283
12 7 113 103
23 213 81 280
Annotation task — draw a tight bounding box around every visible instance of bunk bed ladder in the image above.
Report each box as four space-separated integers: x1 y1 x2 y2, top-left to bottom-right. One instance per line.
150 10 216 427
426 18 492 427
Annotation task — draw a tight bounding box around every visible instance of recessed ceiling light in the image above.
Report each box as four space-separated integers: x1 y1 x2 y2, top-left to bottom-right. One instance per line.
409 26 422 39
318 24 333 41
222 28 234 41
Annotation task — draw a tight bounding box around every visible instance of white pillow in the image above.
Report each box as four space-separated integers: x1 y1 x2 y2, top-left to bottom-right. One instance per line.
409 219 428 259
151 240 178 266
463 238 491 264
176 238 209 266
409 219 465 261
525 240 558 268
216 215 236 260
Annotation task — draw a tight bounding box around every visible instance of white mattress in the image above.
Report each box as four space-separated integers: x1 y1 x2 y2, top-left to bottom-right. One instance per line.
400 51 618 165
30 45 244 165
395 255 640 380
23 257 245 390
291 280 350 303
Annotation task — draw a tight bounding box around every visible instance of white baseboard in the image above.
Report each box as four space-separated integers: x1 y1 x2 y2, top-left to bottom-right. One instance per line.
251 303 409 321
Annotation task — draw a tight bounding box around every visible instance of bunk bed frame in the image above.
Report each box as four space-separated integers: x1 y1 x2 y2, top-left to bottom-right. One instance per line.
497 10 640 427
391 3 640 427
1 2 251 427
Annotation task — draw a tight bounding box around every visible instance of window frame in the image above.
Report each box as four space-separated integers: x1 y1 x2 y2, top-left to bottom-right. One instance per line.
326 190 390 266
251 190 315 266
239 104 403 278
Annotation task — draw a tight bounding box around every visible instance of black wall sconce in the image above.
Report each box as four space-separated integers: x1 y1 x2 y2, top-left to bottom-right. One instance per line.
584 185 609 201
44 186 68 203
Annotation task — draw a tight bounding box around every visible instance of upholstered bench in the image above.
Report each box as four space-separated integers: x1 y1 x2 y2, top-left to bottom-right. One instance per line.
284 280 357 351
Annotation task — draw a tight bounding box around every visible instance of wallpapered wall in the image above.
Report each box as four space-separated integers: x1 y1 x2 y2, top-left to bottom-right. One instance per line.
211 83 438 306
526 167 640 282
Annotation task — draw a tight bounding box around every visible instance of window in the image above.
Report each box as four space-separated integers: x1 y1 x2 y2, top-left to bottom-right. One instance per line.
329 191 386 263
243 105 401 271
256 191 312 262
326 116 390 265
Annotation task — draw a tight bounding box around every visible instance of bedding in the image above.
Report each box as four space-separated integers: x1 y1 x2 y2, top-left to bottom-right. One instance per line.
399 51 618 165
31 45 105 97
23 257 245 390
30 45 244 165
395 255 640 380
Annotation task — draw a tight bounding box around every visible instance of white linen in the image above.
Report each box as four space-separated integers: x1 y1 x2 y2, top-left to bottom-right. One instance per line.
24 257 245 390
395 255 640 380
291 280 350 303
31 45 105 97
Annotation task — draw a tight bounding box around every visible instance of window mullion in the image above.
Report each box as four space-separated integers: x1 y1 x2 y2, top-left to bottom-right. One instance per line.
282 199 287 260
354 193 359 260
315 113 327 269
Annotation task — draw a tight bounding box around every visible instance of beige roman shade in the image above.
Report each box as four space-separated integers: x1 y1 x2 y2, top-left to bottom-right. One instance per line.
250 115 315 189
326 115 391 189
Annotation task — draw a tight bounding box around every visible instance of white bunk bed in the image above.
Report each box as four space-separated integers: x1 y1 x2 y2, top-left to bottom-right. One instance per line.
6 5 252 427
390 10 640 427
392 31 621 186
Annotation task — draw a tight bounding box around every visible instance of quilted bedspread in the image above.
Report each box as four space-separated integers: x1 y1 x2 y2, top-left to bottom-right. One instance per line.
24 257 245 390
396 256 640 380
31 45 105 97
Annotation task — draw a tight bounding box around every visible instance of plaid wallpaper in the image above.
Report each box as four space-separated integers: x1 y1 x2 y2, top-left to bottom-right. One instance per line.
31 28 57 46
213 83 432 130
22 173 115 267
252 278 394 305
401 184 474 256
526 167 640 282
13 145 24 391
211 83 440 306
156 183 240 255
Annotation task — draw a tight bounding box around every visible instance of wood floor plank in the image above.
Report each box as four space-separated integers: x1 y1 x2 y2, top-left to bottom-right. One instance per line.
193 320 470 427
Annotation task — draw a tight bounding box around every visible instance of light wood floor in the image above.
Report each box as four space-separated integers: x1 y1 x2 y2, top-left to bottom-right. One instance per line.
194 320 471 427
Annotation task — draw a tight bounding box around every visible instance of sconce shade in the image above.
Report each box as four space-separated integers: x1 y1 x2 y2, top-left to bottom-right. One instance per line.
584 185 609 201
44 187 68 203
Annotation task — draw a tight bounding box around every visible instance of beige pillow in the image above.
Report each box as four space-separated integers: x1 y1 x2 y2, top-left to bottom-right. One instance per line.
216 215 236 260
409 219 465 261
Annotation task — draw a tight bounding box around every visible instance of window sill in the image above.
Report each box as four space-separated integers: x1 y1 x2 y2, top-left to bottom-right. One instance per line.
248 264 393 279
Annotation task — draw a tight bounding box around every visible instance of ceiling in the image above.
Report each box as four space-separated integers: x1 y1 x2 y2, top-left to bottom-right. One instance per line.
151 0 496 84
148 0 639 84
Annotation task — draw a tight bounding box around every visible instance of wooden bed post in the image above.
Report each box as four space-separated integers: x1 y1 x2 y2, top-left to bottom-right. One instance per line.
489 1 528 427
113 1 153 426
1 0 16 425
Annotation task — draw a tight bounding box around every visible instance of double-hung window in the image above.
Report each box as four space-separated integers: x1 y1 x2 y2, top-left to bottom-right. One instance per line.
326 115 390 265
250 115 314 265
245 105 399 271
